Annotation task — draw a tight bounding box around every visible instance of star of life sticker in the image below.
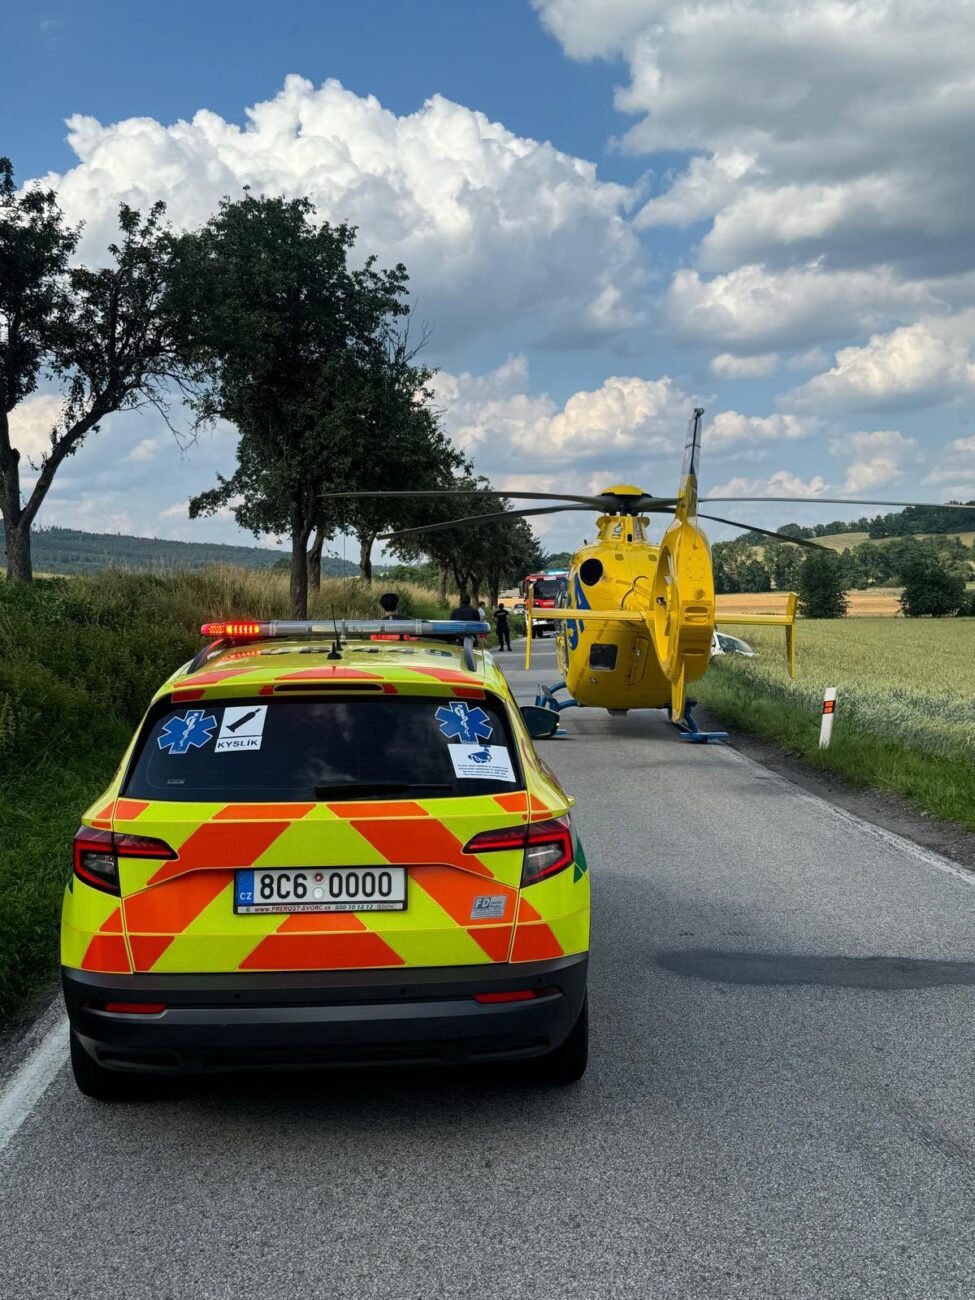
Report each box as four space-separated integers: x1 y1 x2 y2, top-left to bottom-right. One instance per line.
157 709 218 755
435 701 493 744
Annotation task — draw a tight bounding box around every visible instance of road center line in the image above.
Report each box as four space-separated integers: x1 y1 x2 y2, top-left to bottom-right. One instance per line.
0 1011 69 1161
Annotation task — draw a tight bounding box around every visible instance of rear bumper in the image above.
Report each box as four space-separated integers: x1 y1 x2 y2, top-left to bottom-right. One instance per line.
62 954 588 1075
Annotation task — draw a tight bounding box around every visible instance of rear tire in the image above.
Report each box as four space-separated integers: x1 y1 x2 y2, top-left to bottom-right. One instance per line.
532 996 588 1085
69 1029 135 1102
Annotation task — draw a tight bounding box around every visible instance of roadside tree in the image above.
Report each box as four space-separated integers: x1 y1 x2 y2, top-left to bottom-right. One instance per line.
180 193 409 618
797 550 850 618
1 160 187 582
899 557 967 617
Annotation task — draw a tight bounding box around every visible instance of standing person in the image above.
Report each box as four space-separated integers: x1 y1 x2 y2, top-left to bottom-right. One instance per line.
379 592 402 620
494 602 512 651
451 592 481 622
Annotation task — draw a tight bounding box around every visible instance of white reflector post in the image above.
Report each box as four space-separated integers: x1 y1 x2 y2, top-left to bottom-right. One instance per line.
819 686 837 748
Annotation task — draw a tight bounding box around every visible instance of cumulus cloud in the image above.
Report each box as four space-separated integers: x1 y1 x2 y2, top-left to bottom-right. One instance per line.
708 410 816 452
710 352 779 379
536 0 975 278
828 429 921 492
7 394 66 462
31 76 647 352
788 312 975 412
667 264 941 353
704 470 829 500
432 357 687 471
924 435 975 498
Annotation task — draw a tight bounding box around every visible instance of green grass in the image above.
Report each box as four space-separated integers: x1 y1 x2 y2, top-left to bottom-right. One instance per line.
0 566 454 1023
696 619 975 829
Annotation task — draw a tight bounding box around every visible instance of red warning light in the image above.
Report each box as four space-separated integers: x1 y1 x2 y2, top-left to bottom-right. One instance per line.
200 622 264 638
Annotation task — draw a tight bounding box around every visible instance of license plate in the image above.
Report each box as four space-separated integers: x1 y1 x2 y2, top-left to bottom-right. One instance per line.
234 867 407 914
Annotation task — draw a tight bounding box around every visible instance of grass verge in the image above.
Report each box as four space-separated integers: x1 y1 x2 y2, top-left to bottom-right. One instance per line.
696 619 975 831
0 566 456 1024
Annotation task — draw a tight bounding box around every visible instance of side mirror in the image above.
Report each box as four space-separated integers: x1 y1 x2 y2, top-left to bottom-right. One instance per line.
520 705 559 739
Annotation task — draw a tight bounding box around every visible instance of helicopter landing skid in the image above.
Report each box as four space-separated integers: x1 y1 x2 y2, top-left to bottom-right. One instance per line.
535 682 580 713
666 698 728 744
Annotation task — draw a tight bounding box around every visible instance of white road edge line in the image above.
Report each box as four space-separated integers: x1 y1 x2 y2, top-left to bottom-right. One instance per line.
0 1012 68 1159
715 742 975 887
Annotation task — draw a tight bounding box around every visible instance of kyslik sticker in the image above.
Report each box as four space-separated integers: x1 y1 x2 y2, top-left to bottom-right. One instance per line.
215 705 267 753
447 745 515 782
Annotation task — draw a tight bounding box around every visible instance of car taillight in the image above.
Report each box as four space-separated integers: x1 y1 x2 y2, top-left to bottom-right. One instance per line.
463 814 573 886
72 827 177 896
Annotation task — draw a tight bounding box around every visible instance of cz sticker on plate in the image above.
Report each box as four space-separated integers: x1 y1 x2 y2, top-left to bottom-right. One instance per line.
234 867 407 914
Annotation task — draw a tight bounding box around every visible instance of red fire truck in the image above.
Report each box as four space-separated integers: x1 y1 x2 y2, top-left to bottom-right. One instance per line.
522 569 568 637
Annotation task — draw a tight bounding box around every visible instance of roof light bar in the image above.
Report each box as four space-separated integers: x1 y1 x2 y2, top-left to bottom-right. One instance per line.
198 619 490 639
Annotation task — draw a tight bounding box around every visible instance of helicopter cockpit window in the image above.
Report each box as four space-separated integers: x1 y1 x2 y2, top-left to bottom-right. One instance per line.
579 558 603 587
589 643 618 671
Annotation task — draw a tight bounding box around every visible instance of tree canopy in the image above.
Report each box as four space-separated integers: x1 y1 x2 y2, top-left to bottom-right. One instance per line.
178 193 412 616
1 161 186 581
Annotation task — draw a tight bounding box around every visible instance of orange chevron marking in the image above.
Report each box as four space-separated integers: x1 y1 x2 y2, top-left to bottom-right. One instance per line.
213 803 316 821
411 865 514 928
467 925 512 962
409 668 482 685
350 818 495 878
239 931 404 970
179 668 254 686
147 822 290 885
115 799 150 820
493 792 529 815
517 896 544 922
130 935 174 971
511 922 563 962
99 908 123 934
94 799 115 822
81 933 130 973
327 801 429 820
274 911 367 933
125 870 233 934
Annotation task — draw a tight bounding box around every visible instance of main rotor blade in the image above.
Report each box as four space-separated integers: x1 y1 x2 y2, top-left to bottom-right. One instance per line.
323 488 680 512
699 496 975 510
378 504 594 541
698 513 831 551
322 488 609 507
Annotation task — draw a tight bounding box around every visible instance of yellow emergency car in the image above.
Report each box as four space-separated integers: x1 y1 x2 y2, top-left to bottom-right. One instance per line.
62 618 590 1098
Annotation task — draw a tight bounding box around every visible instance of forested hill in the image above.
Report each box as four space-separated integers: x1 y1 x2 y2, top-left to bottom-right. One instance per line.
741 500 975 544
1 527 361 577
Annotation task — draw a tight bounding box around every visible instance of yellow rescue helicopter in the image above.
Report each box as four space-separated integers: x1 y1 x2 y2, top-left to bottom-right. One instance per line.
324 408 972 741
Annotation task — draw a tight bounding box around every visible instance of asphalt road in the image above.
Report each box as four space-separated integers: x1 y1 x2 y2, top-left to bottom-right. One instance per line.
3 640 975 1299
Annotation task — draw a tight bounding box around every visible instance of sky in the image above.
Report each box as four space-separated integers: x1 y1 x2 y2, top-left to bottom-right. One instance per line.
5 0 975 558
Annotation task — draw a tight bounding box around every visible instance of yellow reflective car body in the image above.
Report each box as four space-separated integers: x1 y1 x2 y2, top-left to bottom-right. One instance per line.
62 628 589 1095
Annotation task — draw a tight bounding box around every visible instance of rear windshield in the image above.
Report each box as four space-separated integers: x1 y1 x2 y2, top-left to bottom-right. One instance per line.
123 694 523 802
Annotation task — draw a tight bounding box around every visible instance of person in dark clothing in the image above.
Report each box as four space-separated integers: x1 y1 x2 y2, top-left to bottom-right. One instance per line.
494 602 512 651
450 593 481 622
379 592 402 620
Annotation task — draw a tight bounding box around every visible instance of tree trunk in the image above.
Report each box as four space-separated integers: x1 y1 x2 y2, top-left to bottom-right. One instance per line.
3 518 32 584
438 567 449 605
358 534 374 584
306 528 325 594
488 578 500 610
0 443 32 584
290 514 313 619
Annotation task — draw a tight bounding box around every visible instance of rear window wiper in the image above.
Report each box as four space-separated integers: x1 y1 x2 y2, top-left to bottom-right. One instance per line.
313 782 452 800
